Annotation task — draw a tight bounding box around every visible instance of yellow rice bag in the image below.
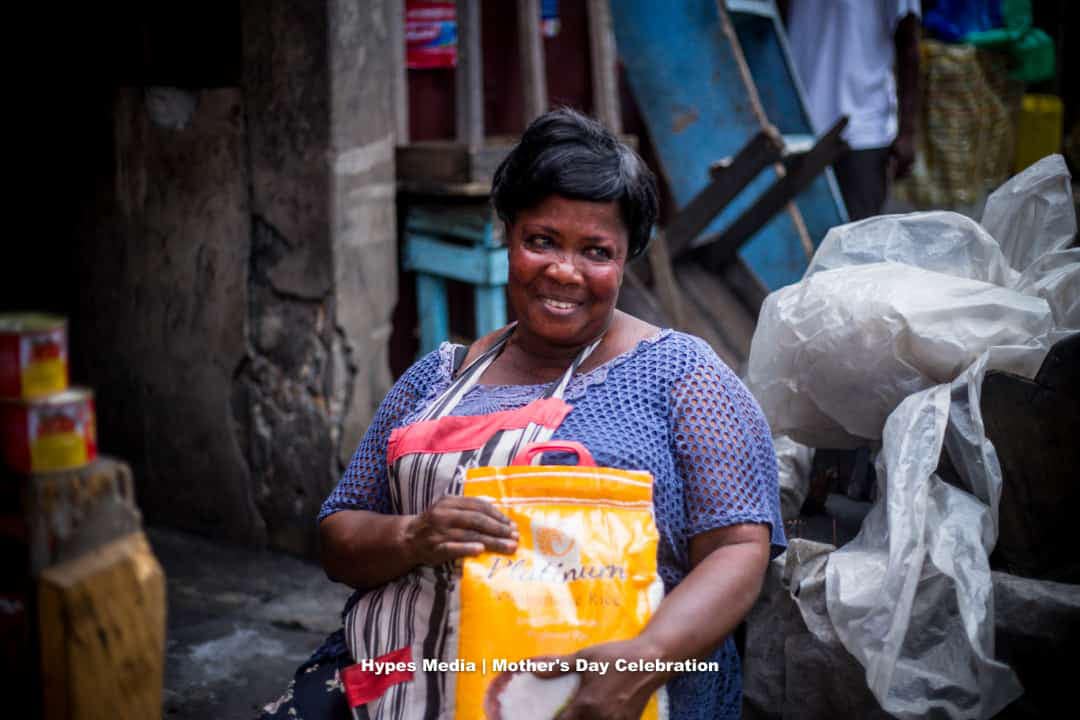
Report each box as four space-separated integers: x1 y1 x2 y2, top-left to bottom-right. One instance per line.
456 442 664 719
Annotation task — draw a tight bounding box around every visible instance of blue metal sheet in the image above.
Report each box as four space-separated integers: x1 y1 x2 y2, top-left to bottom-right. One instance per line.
610 0 848 289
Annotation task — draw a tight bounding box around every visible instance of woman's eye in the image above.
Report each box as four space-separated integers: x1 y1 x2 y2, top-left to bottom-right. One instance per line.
525 234 554 249
584 246 613 261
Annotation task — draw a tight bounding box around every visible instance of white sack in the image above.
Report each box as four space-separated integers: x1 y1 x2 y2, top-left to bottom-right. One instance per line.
774 436 814 522
747 263 1051 448
981 154 1077 272
751 155 1079 719
825 353 1022 720
806 211 1018 286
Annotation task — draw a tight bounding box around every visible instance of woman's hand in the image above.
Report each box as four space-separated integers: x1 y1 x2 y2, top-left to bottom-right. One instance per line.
319 498 517 589
535 639 667 720
404 496 518 566
529 522 770 719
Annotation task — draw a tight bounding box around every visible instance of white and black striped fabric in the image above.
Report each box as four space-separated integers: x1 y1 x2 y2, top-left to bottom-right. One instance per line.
345 326 601 719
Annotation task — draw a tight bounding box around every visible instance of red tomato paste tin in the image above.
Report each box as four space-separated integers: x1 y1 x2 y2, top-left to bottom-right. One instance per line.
0 314 69 400
0 388 97 475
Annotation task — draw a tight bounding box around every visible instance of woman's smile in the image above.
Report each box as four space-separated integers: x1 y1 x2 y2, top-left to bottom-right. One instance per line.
538 295 582 313
506 194 629 351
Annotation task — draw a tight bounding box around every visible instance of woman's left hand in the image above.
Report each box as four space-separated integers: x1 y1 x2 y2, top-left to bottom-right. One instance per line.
536 639 668 720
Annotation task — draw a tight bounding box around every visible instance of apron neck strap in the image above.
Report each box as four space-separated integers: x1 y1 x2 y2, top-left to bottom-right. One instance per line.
541 334 603 400
420 325 604 421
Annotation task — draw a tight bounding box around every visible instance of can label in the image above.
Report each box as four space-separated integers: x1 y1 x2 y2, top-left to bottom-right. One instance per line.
29 399 94 472
1 391 96 475
20 328 67 398
0 321 68 400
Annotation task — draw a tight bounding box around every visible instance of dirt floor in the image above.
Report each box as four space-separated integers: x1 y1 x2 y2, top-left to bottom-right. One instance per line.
152 527 351 720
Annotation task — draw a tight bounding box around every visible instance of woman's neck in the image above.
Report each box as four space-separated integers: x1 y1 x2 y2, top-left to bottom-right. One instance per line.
483 315 616 385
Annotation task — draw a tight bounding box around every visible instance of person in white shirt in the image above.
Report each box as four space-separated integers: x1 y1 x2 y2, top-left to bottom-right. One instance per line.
781 0 921 219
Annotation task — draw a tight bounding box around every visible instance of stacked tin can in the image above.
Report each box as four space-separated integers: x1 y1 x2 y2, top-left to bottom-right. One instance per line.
0 314 97 474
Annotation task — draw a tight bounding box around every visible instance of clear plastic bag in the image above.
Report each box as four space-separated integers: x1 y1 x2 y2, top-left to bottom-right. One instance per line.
749 156 1079 718
774 436 813 522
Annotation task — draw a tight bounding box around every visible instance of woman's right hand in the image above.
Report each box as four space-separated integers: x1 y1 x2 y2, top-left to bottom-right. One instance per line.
404 496 519 566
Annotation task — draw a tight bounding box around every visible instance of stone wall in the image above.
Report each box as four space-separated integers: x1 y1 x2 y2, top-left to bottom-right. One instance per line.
75 0 397 556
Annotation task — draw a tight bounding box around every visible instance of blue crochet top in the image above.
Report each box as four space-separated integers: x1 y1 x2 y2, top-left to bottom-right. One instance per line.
316 330 785 720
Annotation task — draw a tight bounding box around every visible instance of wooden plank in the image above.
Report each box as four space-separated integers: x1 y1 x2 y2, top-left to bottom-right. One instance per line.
39 532 166 720
517 0 548 124
664 269 744 371
396 140 515 186
675 263 757 370
470 141 514 182
619 265 745 371
617 269 671 329
455 0 484 149
416 274 451 355
587 0 622 132
645 235 685 328
474 285 508 336
718 256 770 320
397 141 471 185
667 129 784 258
686 116 849 268
389 0 409 143
398 179 492 198
406 205 496 246
403 234 508 285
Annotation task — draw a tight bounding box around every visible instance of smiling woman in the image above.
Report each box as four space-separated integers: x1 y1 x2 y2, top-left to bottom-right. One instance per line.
509 195 626 352
259 109 784 720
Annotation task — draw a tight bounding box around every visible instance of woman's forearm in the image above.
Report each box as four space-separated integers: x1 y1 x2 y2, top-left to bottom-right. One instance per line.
319 497 518 590
319 510 418 590
544 523 772 715
636 524 771 685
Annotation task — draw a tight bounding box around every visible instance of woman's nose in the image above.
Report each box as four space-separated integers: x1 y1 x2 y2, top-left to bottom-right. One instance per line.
544 252 583 282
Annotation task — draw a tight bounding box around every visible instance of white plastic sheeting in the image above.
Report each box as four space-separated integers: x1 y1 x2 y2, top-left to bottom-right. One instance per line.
746 155 1080 719
774 436 813 522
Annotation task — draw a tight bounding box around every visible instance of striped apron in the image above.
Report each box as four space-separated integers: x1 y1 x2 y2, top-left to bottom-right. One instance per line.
345 326 602 719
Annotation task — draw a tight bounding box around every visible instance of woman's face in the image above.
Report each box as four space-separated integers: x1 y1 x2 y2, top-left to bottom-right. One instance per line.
506 195 629 350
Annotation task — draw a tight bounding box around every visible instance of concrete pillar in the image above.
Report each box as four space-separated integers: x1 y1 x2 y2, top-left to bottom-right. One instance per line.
238 0 397 555
78 0 398 556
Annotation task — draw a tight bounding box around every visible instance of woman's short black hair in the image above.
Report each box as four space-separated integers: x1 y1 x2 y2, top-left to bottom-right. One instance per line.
491 108 659 259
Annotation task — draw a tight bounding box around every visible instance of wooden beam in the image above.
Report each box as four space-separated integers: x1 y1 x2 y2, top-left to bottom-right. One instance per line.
455 0 484 149
517 0 547 125
686 117 850 268
618 267 671 328
666 128 785 258
587 0 622 132
390 0 409 143
645 233 685 327
39 533 166 720
720 256 770 320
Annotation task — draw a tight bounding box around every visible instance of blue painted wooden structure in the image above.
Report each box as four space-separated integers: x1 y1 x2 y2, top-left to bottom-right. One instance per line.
402 205 508 355
610 0 848 290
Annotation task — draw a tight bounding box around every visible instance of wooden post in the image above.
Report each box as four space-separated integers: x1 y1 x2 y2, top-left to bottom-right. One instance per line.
390 0 409 143
587 0 622 132
39 532 166 720
517 0 548 125
714 0 812 254
455 0 484 150
646 233 685 327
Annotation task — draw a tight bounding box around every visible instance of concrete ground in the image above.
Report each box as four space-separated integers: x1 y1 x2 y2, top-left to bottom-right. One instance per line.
150 527 352 720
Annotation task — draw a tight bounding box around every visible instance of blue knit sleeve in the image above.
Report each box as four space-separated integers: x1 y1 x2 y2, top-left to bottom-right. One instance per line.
318 350 443 521
669 337 783 550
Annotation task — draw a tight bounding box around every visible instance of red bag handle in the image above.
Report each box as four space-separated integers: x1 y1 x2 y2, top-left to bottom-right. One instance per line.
511 441 596 467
